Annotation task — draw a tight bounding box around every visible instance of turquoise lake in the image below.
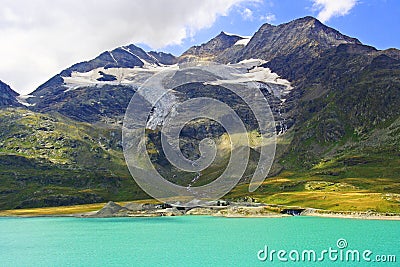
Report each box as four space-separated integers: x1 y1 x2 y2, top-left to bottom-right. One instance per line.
0 216 399 266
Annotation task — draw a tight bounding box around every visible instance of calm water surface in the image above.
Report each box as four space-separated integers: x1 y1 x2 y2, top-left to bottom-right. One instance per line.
0 216 399 266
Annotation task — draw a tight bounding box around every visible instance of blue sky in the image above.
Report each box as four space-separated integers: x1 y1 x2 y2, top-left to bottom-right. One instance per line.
1 0 399 94
161 0 400 56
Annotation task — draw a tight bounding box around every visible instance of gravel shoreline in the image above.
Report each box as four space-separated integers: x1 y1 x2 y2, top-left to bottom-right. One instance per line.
1 201 399 220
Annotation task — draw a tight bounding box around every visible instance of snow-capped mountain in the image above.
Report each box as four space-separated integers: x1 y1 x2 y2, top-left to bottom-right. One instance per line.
21 45 177 123
22 37 294 129
31 44 177 98
17 16 399 135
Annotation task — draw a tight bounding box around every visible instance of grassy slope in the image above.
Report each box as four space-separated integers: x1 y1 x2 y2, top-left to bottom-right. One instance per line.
0 109 398 213
226 117 400 213
0 199 163 216
0 108 148 209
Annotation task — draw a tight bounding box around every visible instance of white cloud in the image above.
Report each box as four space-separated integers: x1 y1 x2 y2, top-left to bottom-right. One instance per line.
312 0 357 23
260 13 276 23
0 0 253 94
241 8 254 21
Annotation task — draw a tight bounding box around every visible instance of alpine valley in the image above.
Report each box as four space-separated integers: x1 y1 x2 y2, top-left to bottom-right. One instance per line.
1 16 399 213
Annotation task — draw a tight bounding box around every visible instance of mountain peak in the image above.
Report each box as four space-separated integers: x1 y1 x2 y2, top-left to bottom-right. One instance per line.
288 16 360 43
284 16 322 27
56 43 177 77
180 31 244 62
218 31 242 38
31 43 177 98
240 15 361 62
297 15 319 22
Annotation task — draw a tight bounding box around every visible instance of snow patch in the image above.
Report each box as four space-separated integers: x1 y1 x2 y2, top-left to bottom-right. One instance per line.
62 65 178 92
223 32 249 39
211 59 293 102
109 51 118 64
234 37 251 46
222 32 251 46
16 95 35 107
231 58 267 66
211 60 292 90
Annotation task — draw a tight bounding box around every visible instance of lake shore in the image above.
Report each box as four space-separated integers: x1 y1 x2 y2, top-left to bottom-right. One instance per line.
301 209 400 221
1 201 399 221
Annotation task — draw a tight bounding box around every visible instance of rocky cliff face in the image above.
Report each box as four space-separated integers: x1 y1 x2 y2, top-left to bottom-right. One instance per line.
239 16 361 62
0 80 20 107
179 16 360 65
176 16 400 168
